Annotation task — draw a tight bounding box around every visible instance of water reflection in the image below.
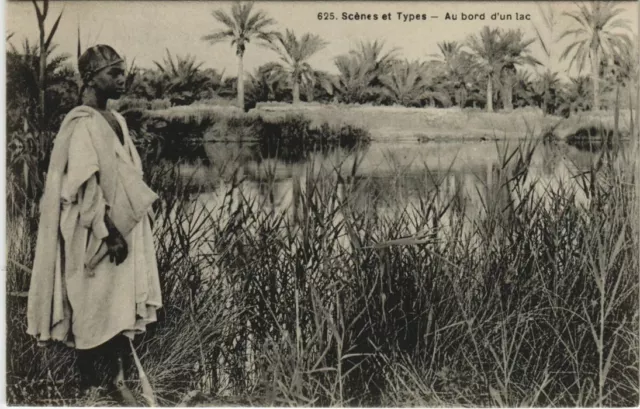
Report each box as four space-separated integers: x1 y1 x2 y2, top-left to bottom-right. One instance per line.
182 140 602 236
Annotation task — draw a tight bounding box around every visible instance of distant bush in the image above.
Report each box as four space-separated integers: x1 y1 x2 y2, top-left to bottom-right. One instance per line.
132 112 216 165
108 96 151 111
109 97 172 112
254 101 332 111
191 97 237 107
150 105 243 122
128 109 371 164
258 114 314 162
150 98 172 110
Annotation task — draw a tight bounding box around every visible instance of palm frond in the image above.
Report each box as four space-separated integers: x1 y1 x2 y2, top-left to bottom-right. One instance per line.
559 0 632 77
211 9 237 30
44 9 63 51
202 30 235 44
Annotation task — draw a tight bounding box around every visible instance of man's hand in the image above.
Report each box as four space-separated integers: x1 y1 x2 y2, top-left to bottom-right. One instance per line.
105 230 128 265
104 214 128 265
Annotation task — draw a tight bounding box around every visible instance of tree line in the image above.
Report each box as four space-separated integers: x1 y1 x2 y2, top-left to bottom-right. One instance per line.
7 0 637 137
195 1 635 114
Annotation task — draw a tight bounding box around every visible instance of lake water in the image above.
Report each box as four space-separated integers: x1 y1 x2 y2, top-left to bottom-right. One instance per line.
187 140 599 226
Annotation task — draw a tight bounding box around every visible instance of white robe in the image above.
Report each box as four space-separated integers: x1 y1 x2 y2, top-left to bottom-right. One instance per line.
58 110 162 349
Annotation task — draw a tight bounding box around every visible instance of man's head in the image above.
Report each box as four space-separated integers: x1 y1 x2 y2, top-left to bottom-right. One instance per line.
78 45 126 100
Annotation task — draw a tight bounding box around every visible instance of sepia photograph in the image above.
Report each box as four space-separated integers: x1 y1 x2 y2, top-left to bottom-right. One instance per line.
4 0 640 406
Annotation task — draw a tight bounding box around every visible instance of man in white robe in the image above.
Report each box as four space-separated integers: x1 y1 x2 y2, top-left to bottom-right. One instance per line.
27 45 162 404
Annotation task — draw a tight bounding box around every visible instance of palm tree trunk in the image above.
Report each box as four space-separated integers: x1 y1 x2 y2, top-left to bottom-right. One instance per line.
591 46 599 112
460 87 468 108
486 76 493 112
237 52 245 110
456 88 466 108
613 82 620 149
292 78 300 104
502 76 514 111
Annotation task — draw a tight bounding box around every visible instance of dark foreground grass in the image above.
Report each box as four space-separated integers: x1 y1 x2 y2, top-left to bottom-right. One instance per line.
5 136 639 406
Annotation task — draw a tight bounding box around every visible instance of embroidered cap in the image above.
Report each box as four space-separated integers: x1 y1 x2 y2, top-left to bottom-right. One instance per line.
78 44 124 83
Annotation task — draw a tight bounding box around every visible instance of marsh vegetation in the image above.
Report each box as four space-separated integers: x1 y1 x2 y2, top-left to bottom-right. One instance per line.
5 0 639 406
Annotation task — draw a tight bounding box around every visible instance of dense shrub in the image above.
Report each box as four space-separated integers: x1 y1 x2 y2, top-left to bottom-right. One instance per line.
108 97 172 113
128 110 371 164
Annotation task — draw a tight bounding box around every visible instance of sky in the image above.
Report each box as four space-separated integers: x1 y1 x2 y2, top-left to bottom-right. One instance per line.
5 1 639 79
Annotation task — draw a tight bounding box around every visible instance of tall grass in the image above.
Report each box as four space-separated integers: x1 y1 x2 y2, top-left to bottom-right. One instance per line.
6 131 638 406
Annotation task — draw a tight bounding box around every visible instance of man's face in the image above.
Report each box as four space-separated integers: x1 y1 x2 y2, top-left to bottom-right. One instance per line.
91 62 126 100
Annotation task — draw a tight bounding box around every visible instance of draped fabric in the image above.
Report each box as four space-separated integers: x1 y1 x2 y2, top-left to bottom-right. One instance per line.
27 105 162 349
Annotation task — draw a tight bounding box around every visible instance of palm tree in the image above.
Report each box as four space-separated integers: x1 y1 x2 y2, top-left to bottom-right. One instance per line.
248 62 291 102
129 68 165 100
594 37 637 123
467 27 539 111
512 71 537 108
263 29 327 104
609 35 638 127
301 69 333 102
333 39 399 104
202 2 277 109
557 76 592 116
332 54 374 104
153 49 210 105
351 39 399 72
380 60 449 107
498 29 540 110
466 27 504 112
531 3 561 115
379 60 429 107
532 2 560 68
559 1 631 111
533 70 561 114
243 65 282 109
431 41 475 107
7 40 77 132
199 67 227 99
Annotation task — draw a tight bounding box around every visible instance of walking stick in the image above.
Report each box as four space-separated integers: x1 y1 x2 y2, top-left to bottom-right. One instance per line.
129 338 157 407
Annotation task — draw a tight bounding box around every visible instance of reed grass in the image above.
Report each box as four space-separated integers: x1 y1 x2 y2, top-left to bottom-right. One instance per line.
5 127 638 406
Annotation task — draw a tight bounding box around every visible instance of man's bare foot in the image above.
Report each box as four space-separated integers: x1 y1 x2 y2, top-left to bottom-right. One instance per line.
110 356 138 406
111 379 137 406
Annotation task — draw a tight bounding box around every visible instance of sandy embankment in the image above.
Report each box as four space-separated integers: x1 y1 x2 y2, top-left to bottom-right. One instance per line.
148 102 631 142
254 103 633 141
253 104 557 141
